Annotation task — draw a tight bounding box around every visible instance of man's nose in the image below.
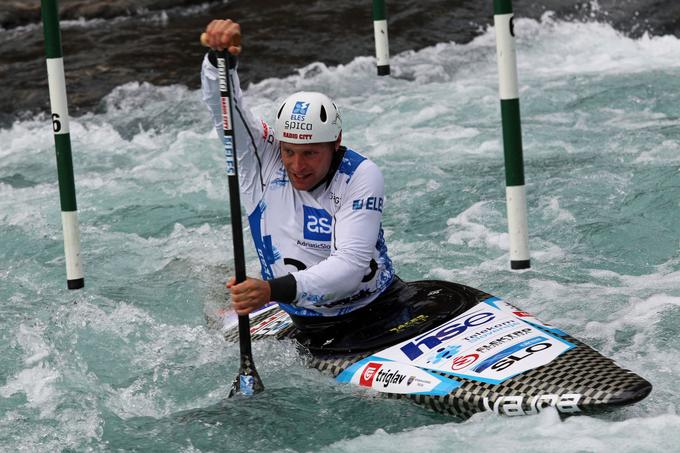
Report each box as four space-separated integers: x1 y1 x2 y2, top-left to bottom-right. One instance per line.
289 153 304 170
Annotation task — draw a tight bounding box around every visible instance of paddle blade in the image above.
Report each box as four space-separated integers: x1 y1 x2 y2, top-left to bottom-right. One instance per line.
228 354 265 397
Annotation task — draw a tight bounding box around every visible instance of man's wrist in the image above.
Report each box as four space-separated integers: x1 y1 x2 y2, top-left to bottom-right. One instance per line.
268 274 296 303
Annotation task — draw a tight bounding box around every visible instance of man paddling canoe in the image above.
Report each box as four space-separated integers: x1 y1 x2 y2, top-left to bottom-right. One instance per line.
201 19 401 339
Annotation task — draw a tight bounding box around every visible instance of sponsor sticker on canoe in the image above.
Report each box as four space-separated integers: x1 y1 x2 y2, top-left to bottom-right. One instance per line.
359 362 382 387
219 303 280 332
250 309 293 336
371 298 574 385
336 358 461 396
483 393 582 416
483 297 568 336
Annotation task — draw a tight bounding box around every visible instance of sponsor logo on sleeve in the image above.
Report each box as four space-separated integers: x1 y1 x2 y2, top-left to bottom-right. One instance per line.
352 197 383 212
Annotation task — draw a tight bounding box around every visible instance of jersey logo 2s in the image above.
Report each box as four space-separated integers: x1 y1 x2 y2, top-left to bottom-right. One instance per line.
303 205 332 241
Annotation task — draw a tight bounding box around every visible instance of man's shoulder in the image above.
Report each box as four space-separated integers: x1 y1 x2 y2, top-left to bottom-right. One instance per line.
337 148 382 183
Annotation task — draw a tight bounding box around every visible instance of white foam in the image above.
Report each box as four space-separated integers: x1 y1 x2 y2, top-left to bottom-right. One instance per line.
0 363 60 417
3 16 680 451
538 197 576 224
514 15 680 76
47 297 234 419
0 324 60 417
446 201 508 251
321 410 680 453
635 139 680 164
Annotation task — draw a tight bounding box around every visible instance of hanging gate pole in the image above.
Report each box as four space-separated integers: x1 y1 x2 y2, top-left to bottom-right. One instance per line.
41 0 84 289
372 0 391 76
494 0 530 270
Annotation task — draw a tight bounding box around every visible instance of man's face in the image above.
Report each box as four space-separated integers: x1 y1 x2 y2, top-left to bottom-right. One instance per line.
280 141 336 190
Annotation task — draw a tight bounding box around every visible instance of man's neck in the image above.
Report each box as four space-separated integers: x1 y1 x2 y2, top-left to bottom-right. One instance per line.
308 146 346 192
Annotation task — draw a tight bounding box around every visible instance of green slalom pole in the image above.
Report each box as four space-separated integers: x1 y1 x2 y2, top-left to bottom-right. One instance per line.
41 0 84 289
494 0 530 270
372 0 390 76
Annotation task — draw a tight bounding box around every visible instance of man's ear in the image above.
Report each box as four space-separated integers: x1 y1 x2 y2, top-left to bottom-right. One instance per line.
334 131 342 151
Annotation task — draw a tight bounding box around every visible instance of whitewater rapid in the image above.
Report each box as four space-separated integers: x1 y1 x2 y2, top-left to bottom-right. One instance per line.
1 16 679 452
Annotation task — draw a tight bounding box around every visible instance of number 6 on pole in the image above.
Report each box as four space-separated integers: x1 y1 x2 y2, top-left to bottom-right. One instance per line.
41 0 84 289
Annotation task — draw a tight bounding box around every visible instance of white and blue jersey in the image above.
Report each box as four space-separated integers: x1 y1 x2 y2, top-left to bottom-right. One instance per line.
201 55 395 317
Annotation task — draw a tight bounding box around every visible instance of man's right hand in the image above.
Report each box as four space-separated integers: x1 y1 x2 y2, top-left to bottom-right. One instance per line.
203 19 242 55
227 276 272 316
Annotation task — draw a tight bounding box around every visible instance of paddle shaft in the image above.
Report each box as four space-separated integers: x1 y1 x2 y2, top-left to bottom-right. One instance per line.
216 50 255 365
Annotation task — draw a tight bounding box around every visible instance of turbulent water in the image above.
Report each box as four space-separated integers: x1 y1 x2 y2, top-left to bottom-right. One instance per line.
2 11 680 453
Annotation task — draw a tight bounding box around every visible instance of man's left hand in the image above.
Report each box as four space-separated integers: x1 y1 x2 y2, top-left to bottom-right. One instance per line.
227 276 271 315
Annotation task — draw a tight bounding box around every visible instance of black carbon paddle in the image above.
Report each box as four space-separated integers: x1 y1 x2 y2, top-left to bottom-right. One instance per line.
206 32 264 396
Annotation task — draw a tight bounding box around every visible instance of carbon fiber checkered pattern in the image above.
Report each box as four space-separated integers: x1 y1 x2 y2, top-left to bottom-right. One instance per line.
221 291 651 419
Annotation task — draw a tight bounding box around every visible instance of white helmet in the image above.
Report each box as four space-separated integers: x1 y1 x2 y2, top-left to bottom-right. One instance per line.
274 91 342 144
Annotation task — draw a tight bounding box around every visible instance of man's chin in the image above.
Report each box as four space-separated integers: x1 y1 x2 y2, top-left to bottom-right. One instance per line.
291 181 311 190
290 177 317 191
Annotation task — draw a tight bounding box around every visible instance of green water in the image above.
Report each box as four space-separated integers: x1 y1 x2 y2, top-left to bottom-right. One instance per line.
1 18 679 452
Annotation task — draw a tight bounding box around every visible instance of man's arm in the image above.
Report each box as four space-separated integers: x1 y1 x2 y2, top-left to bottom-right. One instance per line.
200 19 280 208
